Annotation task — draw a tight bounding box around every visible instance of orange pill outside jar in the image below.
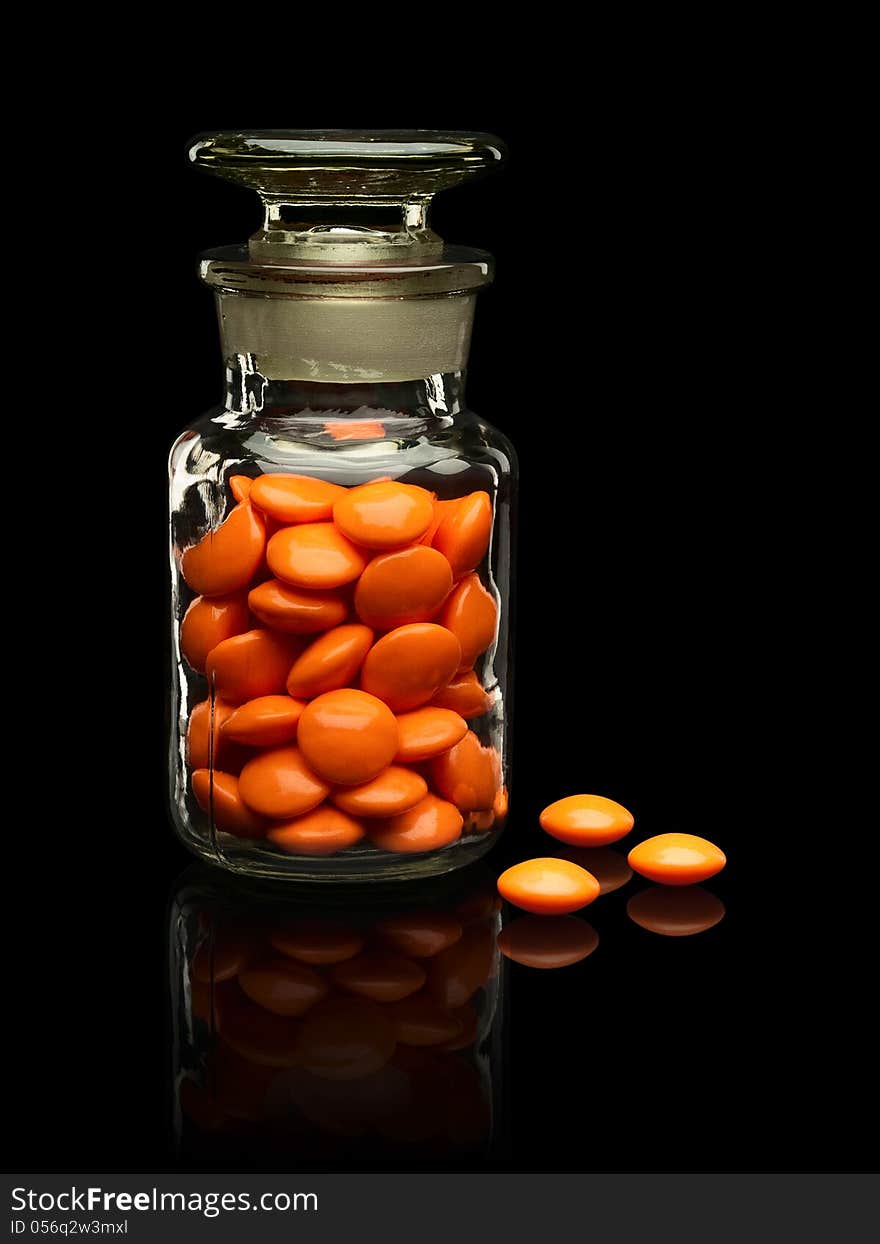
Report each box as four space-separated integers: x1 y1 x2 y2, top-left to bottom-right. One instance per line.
497 859 601 915
540 794 635 847
627 833 726 885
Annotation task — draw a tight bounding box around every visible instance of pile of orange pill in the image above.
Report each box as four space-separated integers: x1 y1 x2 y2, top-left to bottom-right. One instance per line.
179 474 505 857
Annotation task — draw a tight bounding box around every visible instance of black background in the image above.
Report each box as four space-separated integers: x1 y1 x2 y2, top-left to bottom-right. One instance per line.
7 62 872 1176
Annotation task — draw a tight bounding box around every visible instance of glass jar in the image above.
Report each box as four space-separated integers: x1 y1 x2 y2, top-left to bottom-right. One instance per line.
168 865 505 1162
169 132 516 881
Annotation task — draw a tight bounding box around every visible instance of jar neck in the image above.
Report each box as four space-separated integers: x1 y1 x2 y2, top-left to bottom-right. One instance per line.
224 367 468 421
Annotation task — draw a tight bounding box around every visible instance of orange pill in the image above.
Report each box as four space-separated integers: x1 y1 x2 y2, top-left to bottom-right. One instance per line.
267 522 367 589
394 707 469 763
181 501 266 596
426 924 495 1009
432 490 492 577
249 473 347 523
192 769 267 838
286 623 374 698
238 956 329 1017
332 952 426 1003
266 806 366 855
297 689 399 785
628 833 726 885
540 794 635 847
187 698 243 771
418 497 452 547
497 858 601 915
361 623 461 711
331 766 427 818
180 592 251 673
429 670 493 719
498 916 599 968
553 846 633 894
228 474 253 502
374 911 463 958
221 695 305 747
369 794 464 854
323 419 385 441
438 573 498 669
333 480 434 549
248 578 348 634
627 886 726 936
237 746 330 819
205 629 302 704
430 731 501 812
354 545 453 630
386 994 463 1046
298 996 397 1081
269 921 365 966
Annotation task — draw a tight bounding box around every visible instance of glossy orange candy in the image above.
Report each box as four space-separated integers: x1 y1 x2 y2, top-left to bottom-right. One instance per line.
249 473 347 523
430 731 501 812
191 770 267 838
540 794 635 847
368 794 463 854
432 491 492 578
430 670 493 719
497 858 601 915
228 475 253 502
354 545 453 629
361 623 461 711
187 698 241 771
333 481 434 549
205 630 301 703
267 807 366 855
182 502 266 596
394 707 468 763
222 695 305 747
180 593 251 673
297 689 399 786
286 624 374 698
237 746 330 819
331 766 427 818
438 573 498 669
248 578 348 634
628 833 726 885
267 523 367 589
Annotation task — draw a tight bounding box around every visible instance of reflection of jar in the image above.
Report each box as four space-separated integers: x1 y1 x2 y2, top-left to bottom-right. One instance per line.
168 131 515 881
169 865 504 1162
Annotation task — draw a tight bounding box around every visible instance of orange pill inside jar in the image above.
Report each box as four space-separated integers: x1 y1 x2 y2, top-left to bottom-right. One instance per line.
191 769 267 839
248 579 348 634
540 794 635 847
361 623 461 711
205 630 302 704
431 491 492 578
181 501 266 597
333 480 435 549
286 624 374 698
296 689 399 786
430 730 501 811
627 833 726 885
331 766 427 818
228 475 253 502
180 592 251 673
368 794 463 854
187 698 243 771
394 707 469 763
266 806 366 856
439 573 498 669
249 473 347 523
497 858 601 915
222 695 305 747
354 545 453 630
429 670 493 719
237 746 330 819
267 523 367 590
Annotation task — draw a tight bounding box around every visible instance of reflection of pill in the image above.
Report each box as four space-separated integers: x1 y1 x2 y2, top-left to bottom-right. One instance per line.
249 474 347 523
182 501 266 596
361 624 462 711
430 731 501 811
628 834 726 885
214 981 303 1068
332 952 426 1003
375 910 463 958
553 846 633 894
267 523 367 589
368 795 463 854
432 491 492 577
427 925 495 1009
333 481 434 549
439 573 498 669
540 794 634 846
248 578 348 634
298 997 397 1081
178 1077 227 1132
180 592 251 672
286 624 374 698
436 1001 479 1051
269 921 365 965
237 746 330 818
354 545 453 629
239 956 329 1017
498 916 599 968
627 886 726 935
222 695 305 747
386 994 464 1046
331 766 427 818
191 929 255 983
429 670 492 719
497 859 600 915
210 1039 278 1121
206 630 302 703
297 689 399 785
266 806 366 855
192 770 267 838
394 707 468 763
